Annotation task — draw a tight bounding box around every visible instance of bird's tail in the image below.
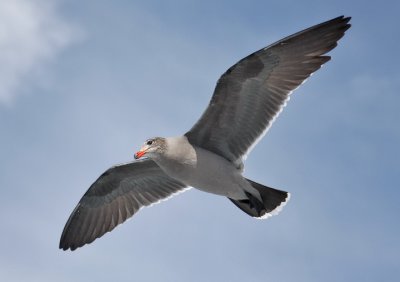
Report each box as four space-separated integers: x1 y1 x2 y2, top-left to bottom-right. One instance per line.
229 179 290 219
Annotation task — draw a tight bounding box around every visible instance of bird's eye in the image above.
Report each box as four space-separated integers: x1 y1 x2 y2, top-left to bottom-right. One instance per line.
146 140 153 145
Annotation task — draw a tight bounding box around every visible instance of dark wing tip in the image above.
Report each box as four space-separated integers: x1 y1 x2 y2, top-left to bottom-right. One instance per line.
59 243 77 251
59 233 83 251
325 15 352 38
335 15 352 32
59 205 116 251
326 15 351 26
59 239 92 251
59 221 83 251
58 202 103 251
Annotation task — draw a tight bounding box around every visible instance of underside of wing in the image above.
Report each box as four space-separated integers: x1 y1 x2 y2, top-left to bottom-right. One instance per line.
59 159 188 251
185 16 351 165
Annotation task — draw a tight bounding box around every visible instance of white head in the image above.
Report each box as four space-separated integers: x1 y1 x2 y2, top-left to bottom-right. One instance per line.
134 137 167 159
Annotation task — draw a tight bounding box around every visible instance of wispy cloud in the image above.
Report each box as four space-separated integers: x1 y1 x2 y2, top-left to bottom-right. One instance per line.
0 0 79 105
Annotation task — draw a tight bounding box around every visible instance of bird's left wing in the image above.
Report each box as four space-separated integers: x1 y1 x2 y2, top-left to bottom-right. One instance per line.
185 16 351 166
59 159 188 251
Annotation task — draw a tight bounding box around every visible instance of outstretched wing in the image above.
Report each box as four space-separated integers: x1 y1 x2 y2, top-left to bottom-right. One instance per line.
59 159 188 251
185 16 351 165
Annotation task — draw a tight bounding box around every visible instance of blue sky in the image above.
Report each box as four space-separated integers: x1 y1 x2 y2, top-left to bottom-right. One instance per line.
1 0 399 281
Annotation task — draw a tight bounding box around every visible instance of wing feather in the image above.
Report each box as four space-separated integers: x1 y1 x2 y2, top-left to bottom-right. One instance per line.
185 16 350 165
59 159 188 251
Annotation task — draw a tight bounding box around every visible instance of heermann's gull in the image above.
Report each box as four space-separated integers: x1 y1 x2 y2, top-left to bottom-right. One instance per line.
60 16 351 251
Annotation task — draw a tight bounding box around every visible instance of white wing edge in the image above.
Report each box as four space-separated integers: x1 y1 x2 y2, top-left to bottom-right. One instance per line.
258 192 291 220
241 72 315 162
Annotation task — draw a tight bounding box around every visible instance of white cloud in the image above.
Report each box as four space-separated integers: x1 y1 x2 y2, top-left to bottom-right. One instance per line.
0 0 79 105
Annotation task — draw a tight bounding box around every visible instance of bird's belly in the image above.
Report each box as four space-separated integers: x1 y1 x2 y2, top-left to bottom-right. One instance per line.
182 170 247 199
157 147 248 199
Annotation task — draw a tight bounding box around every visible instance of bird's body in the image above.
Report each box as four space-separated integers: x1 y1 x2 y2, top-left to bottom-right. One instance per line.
152 136 254 200
60 16 351 251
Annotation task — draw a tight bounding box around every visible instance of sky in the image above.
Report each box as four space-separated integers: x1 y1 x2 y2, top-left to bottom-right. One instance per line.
0 0 399 281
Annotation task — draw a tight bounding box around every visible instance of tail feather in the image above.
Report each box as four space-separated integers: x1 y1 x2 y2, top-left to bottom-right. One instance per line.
229 178 290 219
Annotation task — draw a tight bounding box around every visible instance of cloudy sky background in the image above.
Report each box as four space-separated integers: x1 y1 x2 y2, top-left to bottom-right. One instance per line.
1 0 399 281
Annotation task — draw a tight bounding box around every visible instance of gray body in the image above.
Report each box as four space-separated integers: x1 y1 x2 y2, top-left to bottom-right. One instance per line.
152 136 258 200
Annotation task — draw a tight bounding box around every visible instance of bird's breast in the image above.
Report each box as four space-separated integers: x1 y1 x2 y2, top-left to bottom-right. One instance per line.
154 144 247 199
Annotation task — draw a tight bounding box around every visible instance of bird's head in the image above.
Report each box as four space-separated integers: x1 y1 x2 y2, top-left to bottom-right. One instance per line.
134 137 166 159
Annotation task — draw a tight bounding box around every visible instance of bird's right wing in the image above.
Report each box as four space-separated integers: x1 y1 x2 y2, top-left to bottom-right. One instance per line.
59 159 188 251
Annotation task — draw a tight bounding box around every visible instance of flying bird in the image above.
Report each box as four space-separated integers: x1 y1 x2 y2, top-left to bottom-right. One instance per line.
60 16 351 251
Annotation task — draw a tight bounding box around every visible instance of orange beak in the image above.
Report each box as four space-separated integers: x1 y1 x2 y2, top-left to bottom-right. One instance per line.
134 149 146 159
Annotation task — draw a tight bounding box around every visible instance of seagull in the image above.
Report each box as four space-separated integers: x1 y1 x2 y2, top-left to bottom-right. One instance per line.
60 16 351 251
